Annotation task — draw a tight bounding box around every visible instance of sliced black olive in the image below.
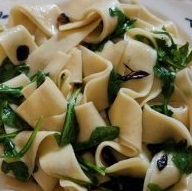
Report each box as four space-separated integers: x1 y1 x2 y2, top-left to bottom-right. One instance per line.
16 45 30 61
157 154 168 171
57 13 70 25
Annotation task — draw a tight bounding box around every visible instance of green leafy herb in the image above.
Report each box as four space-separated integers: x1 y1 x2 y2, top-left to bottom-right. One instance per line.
0 130 22 142
108 69 123 105
3 117 43 159
134 34 155 48
133 29 192 116
0 84 22 98
84 7 136 51
151 66 175 116
73 126 120 151
1 160 29 182
0 100 31 129
79 157 105 176
78 157 105 184
151 29 192 116
147 139 192 175
108 65 149 104
55 88 81 147
30 70 49 88
0 57 29 83
0 84 31 130
108 7 136 39
148 183 169 191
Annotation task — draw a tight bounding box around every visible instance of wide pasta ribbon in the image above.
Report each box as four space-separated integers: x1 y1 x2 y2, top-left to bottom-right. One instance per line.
75 102 106 142
59 0 119 43
108 89 142 153
44 48 82 97
96 141 149 177
80 46 112 111
175 67 192 135
0 25 37 64
98 38 157 104
8 4 61 44
16 77 67 131
38 136 90 183
27 19 100 74
0 131 56 191
142 104 192 144
143 152 181 191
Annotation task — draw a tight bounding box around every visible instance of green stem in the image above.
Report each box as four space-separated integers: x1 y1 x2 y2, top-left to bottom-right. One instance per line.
16 116 43 158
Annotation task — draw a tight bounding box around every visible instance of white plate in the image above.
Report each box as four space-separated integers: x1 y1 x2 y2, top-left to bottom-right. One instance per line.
0 0 191 190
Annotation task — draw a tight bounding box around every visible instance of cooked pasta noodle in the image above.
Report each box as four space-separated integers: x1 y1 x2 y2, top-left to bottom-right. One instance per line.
0 0 191 191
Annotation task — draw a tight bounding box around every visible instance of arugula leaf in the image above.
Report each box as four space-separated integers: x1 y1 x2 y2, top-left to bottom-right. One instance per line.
0 84 22 98
108 66 149 104
0 100 31 129
3 117 43 159
77 157 105 184
30 70 49 88
0 130 22 142
0 57 29 83
84 7 136 51
148 183 169 191
0 85 30 130
134 35 155 48
3 137 17 157
108 7 136 39
108 69 123 105
1 160 29 182
78 157 105 176
56 88 81 147
152 29 192 116
73 126 119 152
133 29 192 116
151 66 175 116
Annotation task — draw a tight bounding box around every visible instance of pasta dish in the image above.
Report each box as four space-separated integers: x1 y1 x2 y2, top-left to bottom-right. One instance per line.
0 0 191 190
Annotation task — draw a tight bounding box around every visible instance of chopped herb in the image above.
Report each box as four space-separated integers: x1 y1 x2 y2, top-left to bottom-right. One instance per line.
1 160 29 182
16 45 30 61
152 29 192 116
0 84 23 106
0 84 31 130
108 64 149 104
0 100 31 129
0 130 22 142
148 183 169 191
108 7 136 40
30 70 49 88
78 156 105 184
147 139 192 175
0 57 29 83
73 126 119 152
2 117 43 159
78 157 105 176
84 7 136 51
134 34 155 48
133 29 192 116
0 84 22 99
55 88 81 147
151 65 175 116
157 154 168 171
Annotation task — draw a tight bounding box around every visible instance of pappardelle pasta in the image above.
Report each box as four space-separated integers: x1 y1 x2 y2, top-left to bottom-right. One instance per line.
0 0 191 191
